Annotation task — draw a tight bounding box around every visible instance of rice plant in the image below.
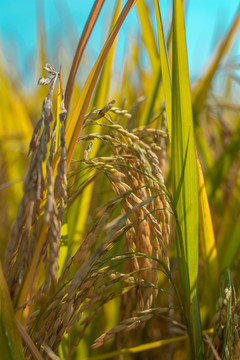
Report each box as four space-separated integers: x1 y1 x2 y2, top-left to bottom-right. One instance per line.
1 1 240 359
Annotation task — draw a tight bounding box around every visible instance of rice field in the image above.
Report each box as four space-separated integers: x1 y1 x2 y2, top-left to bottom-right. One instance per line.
1 1 240 359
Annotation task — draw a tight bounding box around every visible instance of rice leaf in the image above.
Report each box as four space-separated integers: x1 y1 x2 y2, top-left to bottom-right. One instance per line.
172 0 203 357
67 180 96 258
0 263 24 360
17 223 49 313
65 0 106 110
93 0 122 107
197 156 218 310
139 63 162 126
154 0 172 140
136 0 159 71
195 125 214 170
219 269 232 359
172 0 199 302
66 0 121 258
85 334 188 359
16 320 44 360
65 0 137 169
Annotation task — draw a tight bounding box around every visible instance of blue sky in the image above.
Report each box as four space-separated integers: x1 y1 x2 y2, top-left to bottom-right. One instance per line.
0 0 239 86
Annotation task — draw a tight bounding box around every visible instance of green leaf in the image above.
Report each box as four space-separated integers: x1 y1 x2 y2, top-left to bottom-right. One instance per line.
139 63 162 126
154 0 172 141
171 0 203 357
66 1 122 262
218 269 233 359
16 320 44 360
190 289 204 360
172 0 199 302
85 335 188 359
65 0 137 169
197 156 218 312
93 0 122 107
136 0 159 71
65 0 106 110
0 263 24 360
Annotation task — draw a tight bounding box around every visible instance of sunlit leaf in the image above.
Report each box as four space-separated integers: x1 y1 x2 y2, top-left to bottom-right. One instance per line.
154 0 172 140
172 0 199 302
197 156 218 313
65 0 106 110
65 0 137 169
172 0 203 357
136 0 159 71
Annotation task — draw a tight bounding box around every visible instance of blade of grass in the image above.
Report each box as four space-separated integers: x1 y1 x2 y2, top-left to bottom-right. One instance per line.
66 1 122 262
172 0 203 357
197 155 218 313
172 0 199 303
219 269 232 358
139 62 162 126
93 0 122 107
67 178 96 257
191 289 204 360
85 328 214 360
65 0 138 170
195 124 214 170
154 0 172 140
16 319 44 360
65 0 106 111
86 335 188 360
17 223 49 319
136 0 159 71
0 263 24 360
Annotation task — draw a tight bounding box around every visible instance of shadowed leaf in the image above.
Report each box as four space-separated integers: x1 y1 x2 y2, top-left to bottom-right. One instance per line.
0 264 24 360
